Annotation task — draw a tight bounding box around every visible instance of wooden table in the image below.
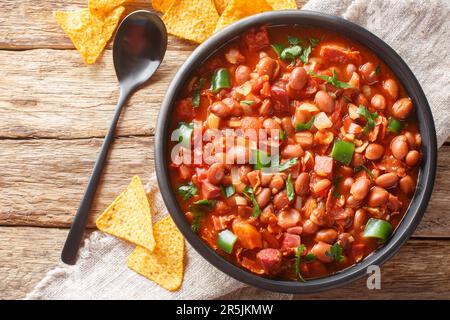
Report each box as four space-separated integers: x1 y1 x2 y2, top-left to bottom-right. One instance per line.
0 0 449 300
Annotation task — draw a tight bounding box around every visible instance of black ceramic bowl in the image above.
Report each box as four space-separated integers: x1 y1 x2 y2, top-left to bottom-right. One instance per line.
155 10 437 293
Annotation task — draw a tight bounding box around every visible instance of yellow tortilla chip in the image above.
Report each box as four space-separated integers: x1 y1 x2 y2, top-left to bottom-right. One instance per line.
128 216 185 291
96 176 155 252
214 0 229 14
54 7 125 64
215 0 273 32
89 0 126 16
266 0 297 10
152 0 174 13
162 0 220 43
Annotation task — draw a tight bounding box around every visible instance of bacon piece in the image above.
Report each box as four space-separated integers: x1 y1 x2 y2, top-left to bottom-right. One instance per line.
319 44 362 65
241 26 270 52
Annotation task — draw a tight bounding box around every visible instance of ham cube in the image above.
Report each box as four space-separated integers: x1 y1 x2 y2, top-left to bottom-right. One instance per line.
314 155 334 177
201 181 221 199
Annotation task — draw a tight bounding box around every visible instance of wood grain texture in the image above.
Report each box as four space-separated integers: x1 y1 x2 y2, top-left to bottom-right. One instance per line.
0 136 155 228
1 226 448 300
0 49 189 139
0 136 449 237
0 0 197 51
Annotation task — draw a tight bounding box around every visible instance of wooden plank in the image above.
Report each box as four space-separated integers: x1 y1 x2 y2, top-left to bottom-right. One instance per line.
0 137 449 237
0 136 155 228
0 0 307 50
0 49 189 139
0 226 448 299
0 0 196 51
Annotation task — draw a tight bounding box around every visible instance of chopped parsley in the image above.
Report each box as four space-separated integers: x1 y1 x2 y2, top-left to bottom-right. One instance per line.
332 176 341 197
240 100 255 106
189 199 217 233
354 165 374 182
221 185 235 198
326 243 345 263
375 64 381 75
295 244 306 281
295 116 315 131
177 122 194 149
305 253 317 262
243 186 261 217
192 78 206 108
178 182 198 200
286 174 295 201
308 70 352 89
357 105 378 134
300 45 312 64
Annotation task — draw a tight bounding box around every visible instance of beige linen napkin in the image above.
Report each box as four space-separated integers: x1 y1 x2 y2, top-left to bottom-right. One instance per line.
26 0 449 300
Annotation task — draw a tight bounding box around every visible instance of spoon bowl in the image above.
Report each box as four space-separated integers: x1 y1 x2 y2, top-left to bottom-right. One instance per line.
114 10 167 91
61 10 167 265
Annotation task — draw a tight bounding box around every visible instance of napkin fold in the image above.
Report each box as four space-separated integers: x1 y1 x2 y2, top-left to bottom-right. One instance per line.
26 0 449 300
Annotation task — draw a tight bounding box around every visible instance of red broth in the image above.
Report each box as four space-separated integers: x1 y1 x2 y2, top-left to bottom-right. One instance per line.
168 26 421 280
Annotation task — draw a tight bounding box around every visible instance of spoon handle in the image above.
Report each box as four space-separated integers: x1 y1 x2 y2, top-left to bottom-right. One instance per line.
61 89 130 265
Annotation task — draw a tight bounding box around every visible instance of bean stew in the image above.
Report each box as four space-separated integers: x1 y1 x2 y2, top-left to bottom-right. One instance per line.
168 25 421 280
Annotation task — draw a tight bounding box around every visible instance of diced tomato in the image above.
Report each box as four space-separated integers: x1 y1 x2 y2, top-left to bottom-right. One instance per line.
175 98 194 121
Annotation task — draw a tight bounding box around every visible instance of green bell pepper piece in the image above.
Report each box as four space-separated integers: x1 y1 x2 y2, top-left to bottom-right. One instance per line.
211 68 231 93
331 139 355 165
217 230 237 254
363 218 393 243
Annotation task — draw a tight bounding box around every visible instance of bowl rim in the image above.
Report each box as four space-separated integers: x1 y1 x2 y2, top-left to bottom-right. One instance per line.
155 10 437 293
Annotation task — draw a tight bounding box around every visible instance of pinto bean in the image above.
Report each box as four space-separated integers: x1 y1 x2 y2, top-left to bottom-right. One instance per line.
281 144 304 159
263 118 281 136
278 208 301 229
352 153 365 167
367 187 389 207
256 188 271 208
405 150 420 167
383 79 399 99
288 67 307 90
314 90 335 113
350 177 371 200
273 190 291 210
365 143 384 161
337 233 355 251
315 228 338 244
281 117 295 136
302 219 319 235
312 179 332 194
207 163 225 185
294 173 310 196
392 98 413 119
235 65 251 85
391 135 409 160
375 172 399 189
239 165 252 184
210 101 231 118
256 56 278 80
359 62 378 84
269 174 285 192
311 241 333 263
339 177 354 194
353 209 367 231
399 175 415 195
310 207 333 227
346 195 362 208
371 94 386 110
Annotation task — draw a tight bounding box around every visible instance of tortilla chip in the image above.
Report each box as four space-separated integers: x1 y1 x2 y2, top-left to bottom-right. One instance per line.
89 0 126 16
162 0 219 43
128 216 185 291
54 7 125 64
266 0 297 10
214 0 229 14
215 0 273 32
96 176 155 252
152 0 174 13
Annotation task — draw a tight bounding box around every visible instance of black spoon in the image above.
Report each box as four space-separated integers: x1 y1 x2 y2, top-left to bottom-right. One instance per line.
61 10 167 265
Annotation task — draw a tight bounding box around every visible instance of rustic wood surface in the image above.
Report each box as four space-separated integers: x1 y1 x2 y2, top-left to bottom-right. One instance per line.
0 0 448 300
